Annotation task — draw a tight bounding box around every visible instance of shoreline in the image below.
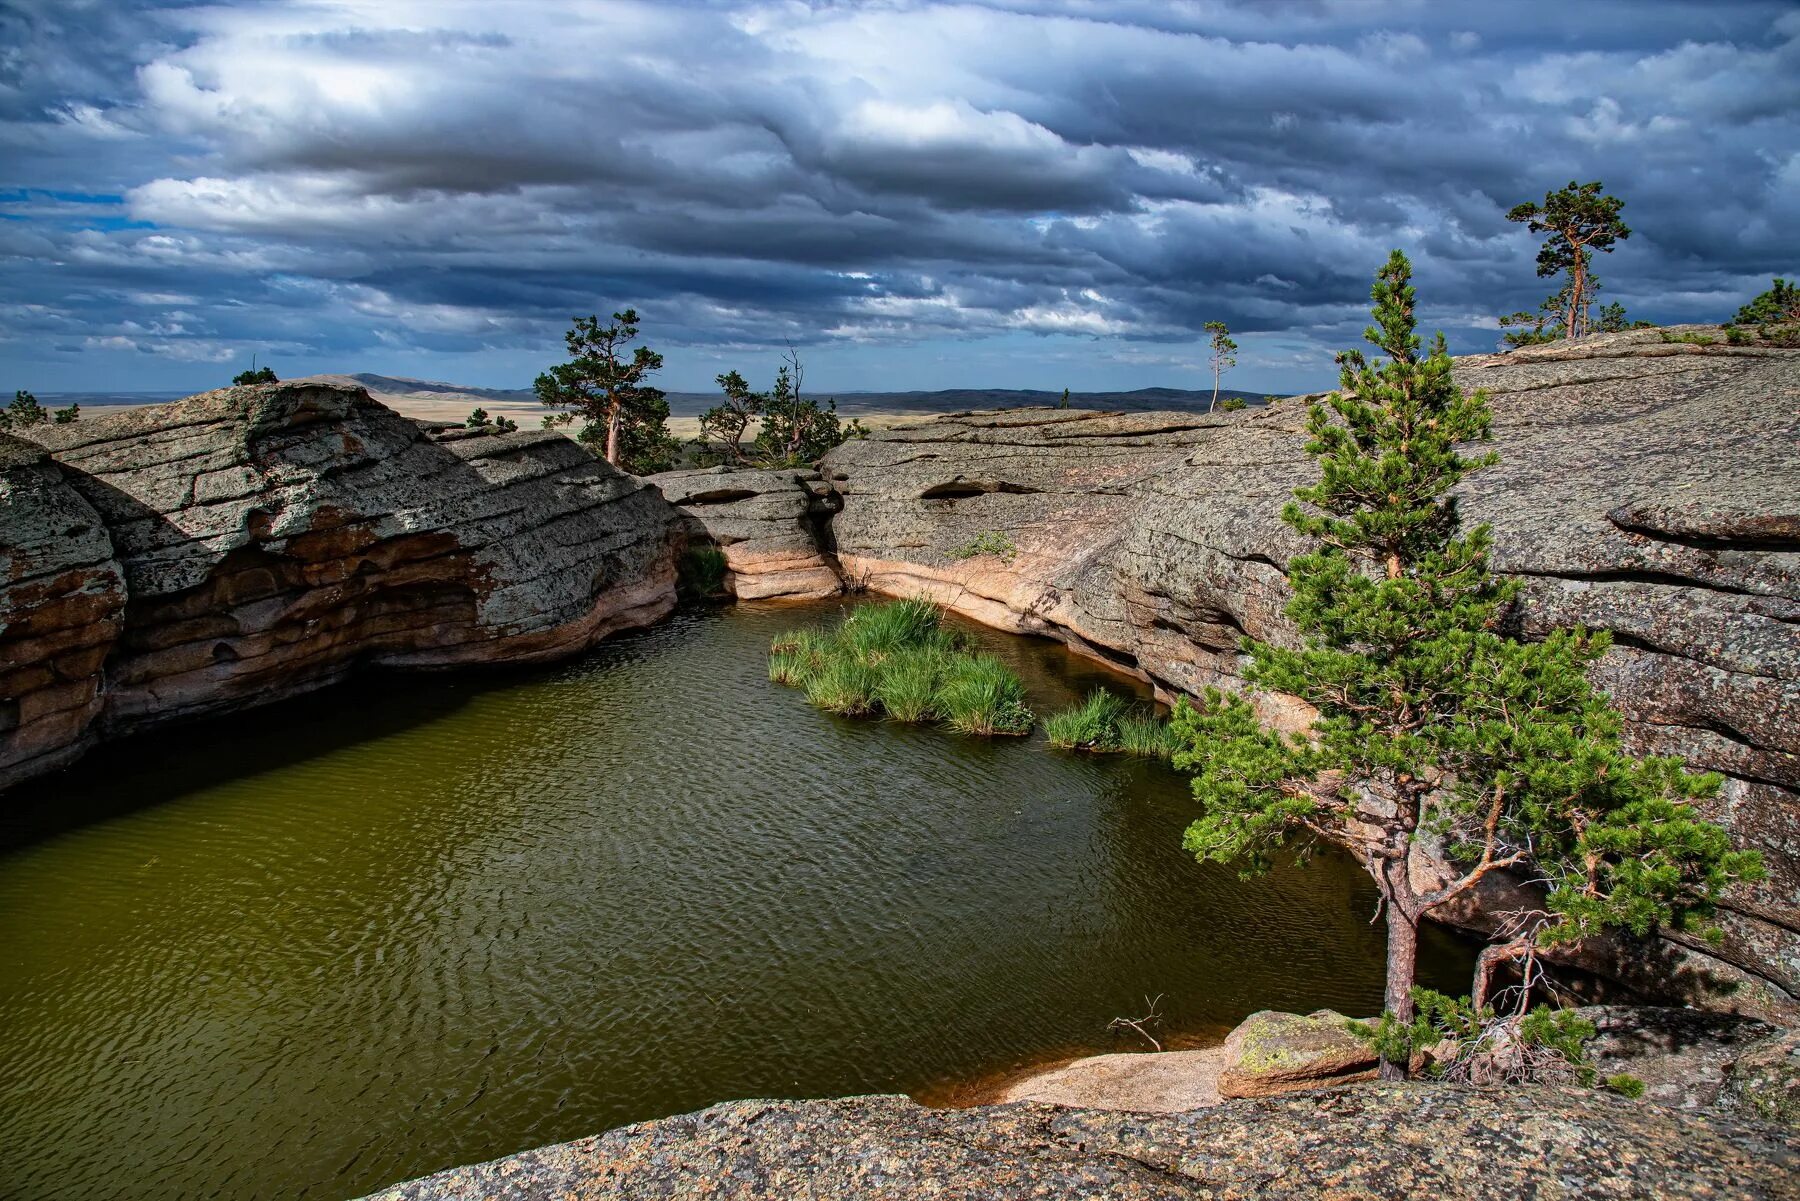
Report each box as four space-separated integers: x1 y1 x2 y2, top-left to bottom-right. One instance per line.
919 1024 1234 1111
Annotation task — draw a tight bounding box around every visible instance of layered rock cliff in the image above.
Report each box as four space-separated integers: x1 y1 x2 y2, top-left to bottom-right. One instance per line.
815 328 1800 1017
648 465 841 599
0 381 679 788
363 1086 1800 1200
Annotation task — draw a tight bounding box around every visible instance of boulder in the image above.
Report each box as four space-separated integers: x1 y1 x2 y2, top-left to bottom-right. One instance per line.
1215 1009 1377 1099
359 1085 1800 1200
648 465 841 600
1719 1028 1800 1128
1578 1004 1777 1111
821 328 1800 1018
1 382 680 785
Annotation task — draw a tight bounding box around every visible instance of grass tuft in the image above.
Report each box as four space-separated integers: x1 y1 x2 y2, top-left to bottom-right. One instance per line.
805 656 882 716
938 654 1034 736
1116 712 1177 760
876 646 950 723
1043 687 1173 758
677 543 729 598
1044 689 1129 749
769 599 1031 736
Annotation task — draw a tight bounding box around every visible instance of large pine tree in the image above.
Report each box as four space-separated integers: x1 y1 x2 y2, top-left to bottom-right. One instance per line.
1170 250 1760 1078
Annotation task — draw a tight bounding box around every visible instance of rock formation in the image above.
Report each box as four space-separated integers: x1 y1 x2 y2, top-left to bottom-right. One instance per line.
361 1085 1800 1200
819 328 1800 1018
0 434 126 783
648 465 840 599
4 331 1795 1015
0 381 678 788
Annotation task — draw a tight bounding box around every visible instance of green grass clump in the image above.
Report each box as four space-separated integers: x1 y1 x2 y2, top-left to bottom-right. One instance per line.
1042 687 1172 758
768 628 831 685
839 596 947 658
805 656 881 716
876 646 951 723
1658 330 1717 346
1044 688 1129 749
1116 712 1177 760
938 654 1034 736
769 599 1033 737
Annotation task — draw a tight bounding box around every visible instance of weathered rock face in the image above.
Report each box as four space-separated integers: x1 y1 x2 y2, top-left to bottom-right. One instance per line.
0 383 679 787
1215 1009 1377 1099
0 434 126 784
821 329 1800 1018
363 1085 1800 1200
1719 1028 1800 1128
1580 1004 1777 1111
648 465 841 600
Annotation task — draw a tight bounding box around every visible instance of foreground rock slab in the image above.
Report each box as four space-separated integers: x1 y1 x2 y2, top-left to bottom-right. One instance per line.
1000 1047 1224 1111
362 1085 1799 1200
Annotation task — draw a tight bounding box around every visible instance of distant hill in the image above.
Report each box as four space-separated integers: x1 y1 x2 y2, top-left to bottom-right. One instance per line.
664 385 1267 417
43 375 1270 417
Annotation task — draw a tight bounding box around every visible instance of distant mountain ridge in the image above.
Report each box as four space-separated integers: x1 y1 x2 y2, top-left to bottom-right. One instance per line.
46 374 1268 416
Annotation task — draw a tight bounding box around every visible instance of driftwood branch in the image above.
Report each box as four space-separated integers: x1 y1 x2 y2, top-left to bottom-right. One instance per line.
1108 994 1166 1051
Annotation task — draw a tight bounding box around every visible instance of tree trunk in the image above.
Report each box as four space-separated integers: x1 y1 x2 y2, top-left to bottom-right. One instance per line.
1471 940 1530 1014
1373 849 1422 1082
1566 241 1585 339
1210 372 1219 414
604 402 623 465
1380 891 1419 1081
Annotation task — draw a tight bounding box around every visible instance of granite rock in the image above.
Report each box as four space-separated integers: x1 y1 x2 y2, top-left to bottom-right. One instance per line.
648 465 841 600
1718 1028 1800 1128
1216 1009 1377 1099
362 1084 1800 1200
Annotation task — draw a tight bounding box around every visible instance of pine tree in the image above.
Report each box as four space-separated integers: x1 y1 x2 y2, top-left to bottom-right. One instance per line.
1204 321 1237 412
0 389 47 430
1170 250 1760 1078
1733 277 1800 325
1506 182 1630 339
534 310 678 474
700 369 764 463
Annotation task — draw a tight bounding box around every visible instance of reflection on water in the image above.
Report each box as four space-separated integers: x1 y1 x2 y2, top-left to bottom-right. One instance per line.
0 599 1472 1200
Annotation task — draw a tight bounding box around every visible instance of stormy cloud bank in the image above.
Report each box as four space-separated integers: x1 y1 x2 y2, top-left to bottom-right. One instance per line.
2 0 1796 393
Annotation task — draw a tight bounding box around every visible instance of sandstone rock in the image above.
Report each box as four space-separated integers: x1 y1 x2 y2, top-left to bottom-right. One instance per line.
0 434 126 786
821 329 1800 1017
360 1085 1800 1200
999 1047 1224 1111
1 382 679 784
1578 1004 1776 1110
1718 1028 1800 1128
1215 1009 1376 1098
648 465 841 600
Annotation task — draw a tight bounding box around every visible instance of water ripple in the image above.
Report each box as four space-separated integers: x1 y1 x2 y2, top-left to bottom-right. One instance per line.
0 601 1472 1201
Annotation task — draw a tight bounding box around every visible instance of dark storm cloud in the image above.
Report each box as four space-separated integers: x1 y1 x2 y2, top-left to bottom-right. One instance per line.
1 0 1796 389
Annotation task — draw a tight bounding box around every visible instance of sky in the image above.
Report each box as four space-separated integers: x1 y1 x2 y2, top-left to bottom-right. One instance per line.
2 1 1797 396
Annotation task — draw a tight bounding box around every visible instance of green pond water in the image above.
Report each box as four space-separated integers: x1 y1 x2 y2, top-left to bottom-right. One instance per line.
0 599 1473 1201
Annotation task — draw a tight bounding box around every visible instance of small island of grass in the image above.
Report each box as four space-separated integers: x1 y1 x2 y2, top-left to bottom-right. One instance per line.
769 599 1033 735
